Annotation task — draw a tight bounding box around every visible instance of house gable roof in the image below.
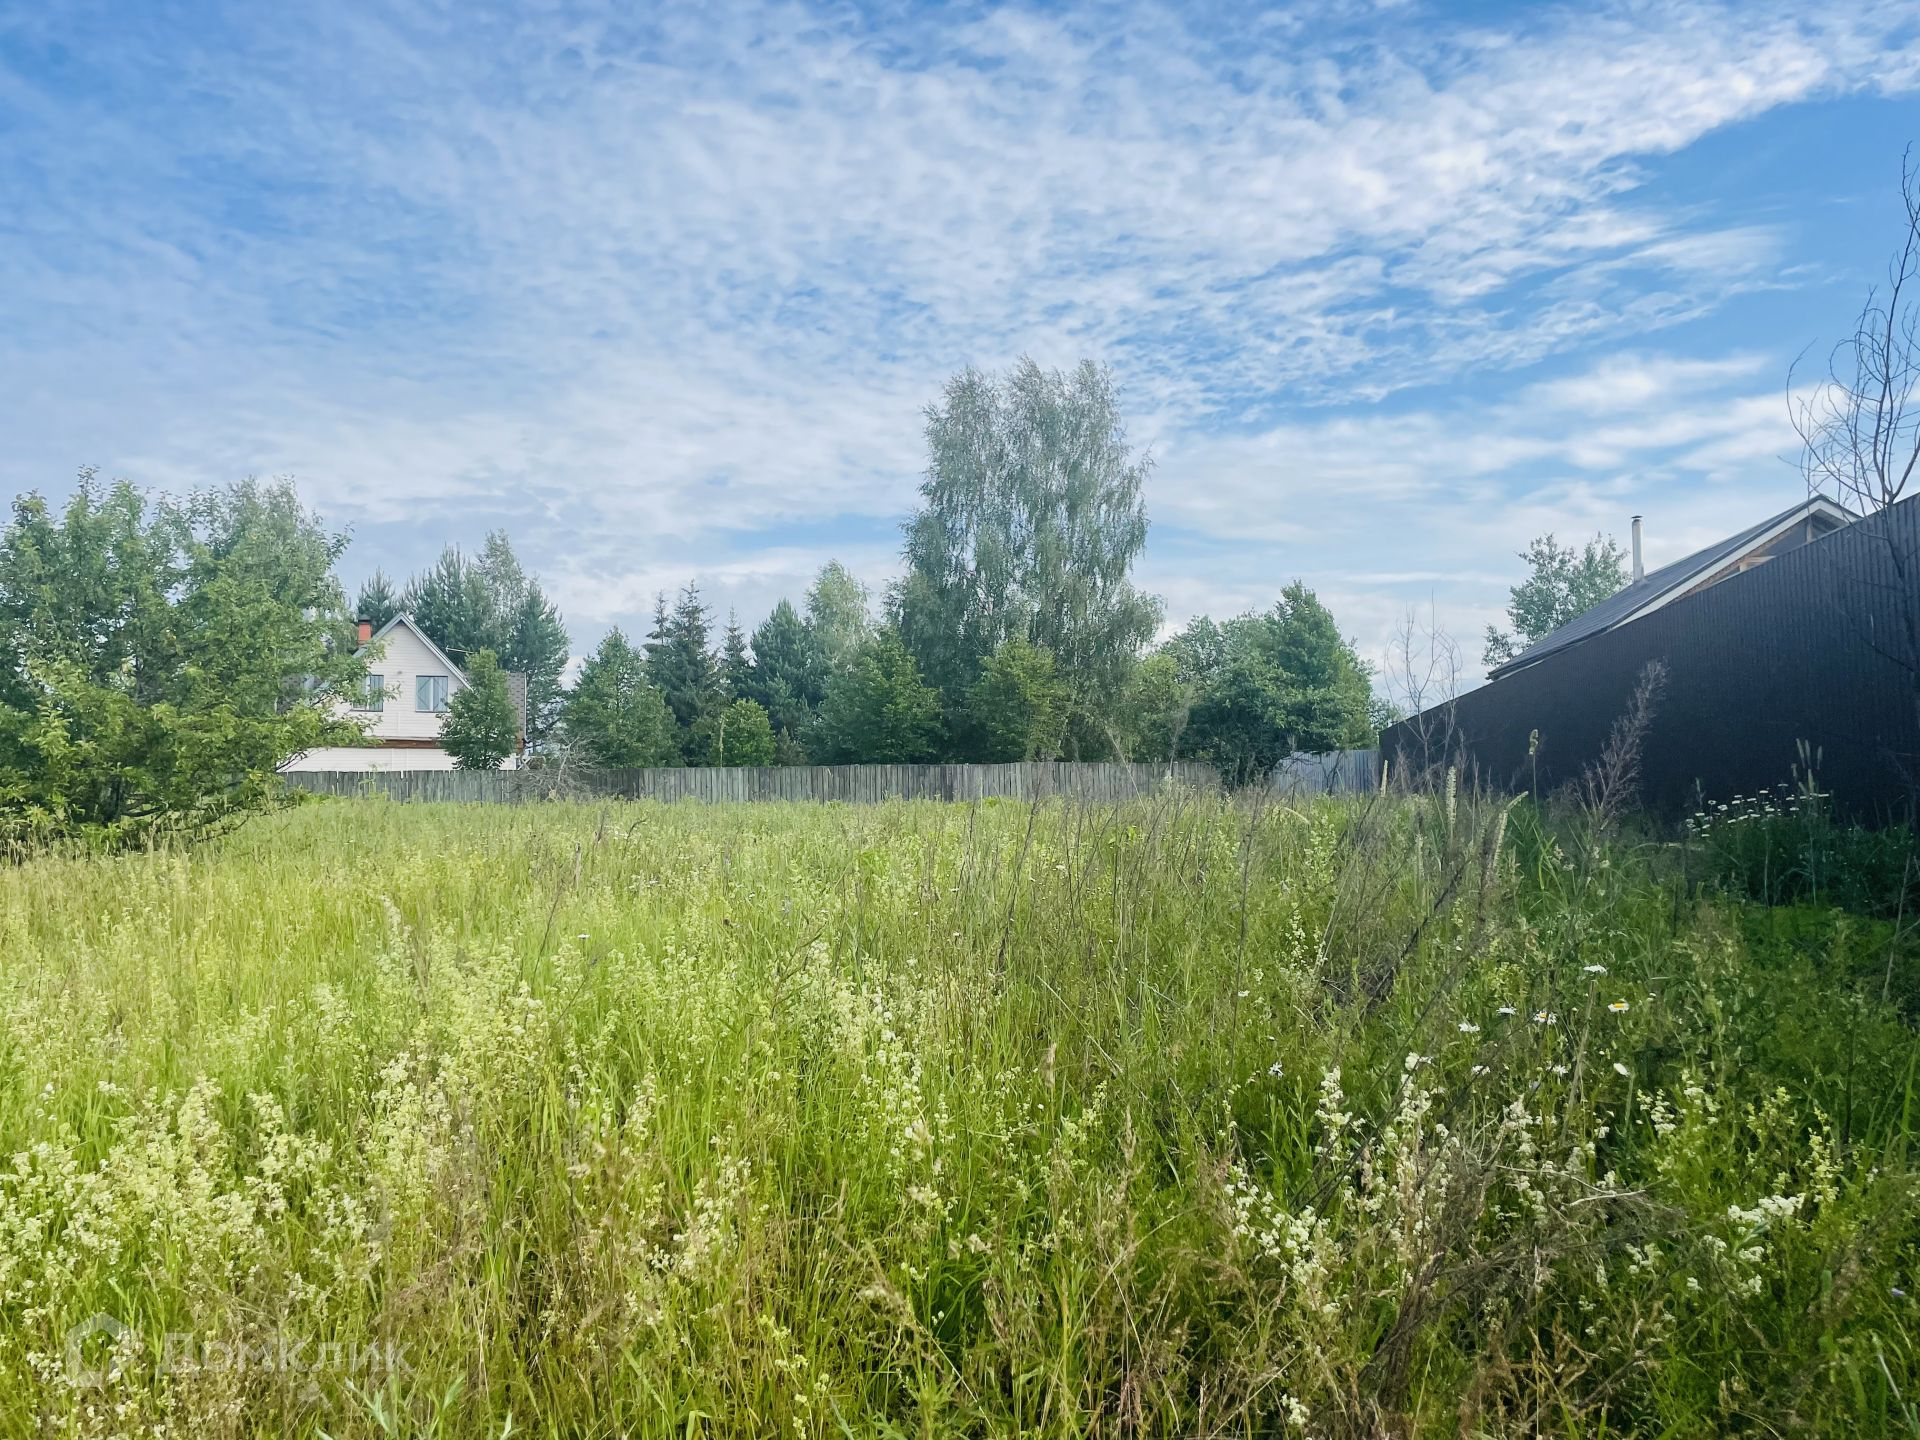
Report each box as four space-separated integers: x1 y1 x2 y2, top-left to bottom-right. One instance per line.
1487 495 1858 680
356 613 470 689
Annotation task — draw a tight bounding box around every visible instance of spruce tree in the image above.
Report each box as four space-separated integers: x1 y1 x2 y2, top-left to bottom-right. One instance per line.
814 630 944 764
646 582 719 734
721 612 753 699
395 534 570 745
747 599 826 739
353 569 400 630
562 629 678 768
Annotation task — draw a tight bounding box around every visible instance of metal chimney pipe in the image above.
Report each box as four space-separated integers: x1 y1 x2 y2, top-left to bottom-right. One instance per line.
1630 516 1644 583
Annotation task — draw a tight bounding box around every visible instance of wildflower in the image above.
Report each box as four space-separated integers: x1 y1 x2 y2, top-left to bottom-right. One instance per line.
1551 1064 1569 1076
1457 1021 1480 1034
1895 1287 1909 1299
1608 1000 1630 1013
1470 1064 1489 1076
1533 1011 1557 1025
1497 1006 1517 1016
1583 964 1608 975
1613 1062 1631 1078
1267 1061 1284 1078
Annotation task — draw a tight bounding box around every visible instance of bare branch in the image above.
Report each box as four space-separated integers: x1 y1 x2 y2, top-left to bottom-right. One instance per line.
1794 144 1920 514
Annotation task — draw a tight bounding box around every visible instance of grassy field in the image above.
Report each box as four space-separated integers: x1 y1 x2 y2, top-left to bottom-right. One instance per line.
2 790 1917 1438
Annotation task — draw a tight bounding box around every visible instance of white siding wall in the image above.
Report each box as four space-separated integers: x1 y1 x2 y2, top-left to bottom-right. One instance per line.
355 622 468 742
281 746 519 772
283 745 460 772
278 617 516 773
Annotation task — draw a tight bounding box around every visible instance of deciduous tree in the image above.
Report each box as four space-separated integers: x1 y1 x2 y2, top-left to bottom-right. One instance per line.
1179 584 1378 783
1482 534 1627 668
439 649 519 770
1793 148 1920 782
0 476 365 843
1116 651 1192 763
690 697 777 767
966 636 1068 761
815 630 944 764
805 561 872 675
895 358 1160 746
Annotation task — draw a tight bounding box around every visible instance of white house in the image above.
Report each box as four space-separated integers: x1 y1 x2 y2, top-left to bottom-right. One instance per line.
280 613 525 772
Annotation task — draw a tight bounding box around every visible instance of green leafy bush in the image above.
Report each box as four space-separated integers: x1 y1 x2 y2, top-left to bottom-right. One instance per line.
0 476 366 847
439 649 519 770
1688 783 1918 917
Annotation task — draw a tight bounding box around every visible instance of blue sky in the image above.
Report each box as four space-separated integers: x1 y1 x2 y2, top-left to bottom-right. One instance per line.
5 0 1920 690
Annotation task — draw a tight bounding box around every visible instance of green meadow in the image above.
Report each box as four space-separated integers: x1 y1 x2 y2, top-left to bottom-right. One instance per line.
2 791 1916 1438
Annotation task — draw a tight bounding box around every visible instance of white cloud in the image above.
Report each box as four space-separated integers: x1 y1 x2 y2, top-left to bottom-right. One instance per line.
1 0 1917 662
1144 348 1823 679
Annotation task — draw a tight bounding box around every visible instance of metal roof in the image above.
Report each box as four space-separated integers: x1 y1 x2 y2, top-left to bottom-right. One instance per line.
1486 496 1857 679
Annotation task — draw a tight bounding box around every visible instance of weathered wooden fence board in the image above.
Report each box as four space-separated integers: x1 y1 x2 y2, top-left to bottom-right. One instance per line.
1267 749 1381 797
283 761 1223 805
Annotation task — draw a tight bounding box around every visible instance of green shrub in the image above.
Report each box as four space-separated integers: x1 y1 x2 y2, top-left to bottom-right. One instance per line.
1688 782 1918 917
0 476 367 847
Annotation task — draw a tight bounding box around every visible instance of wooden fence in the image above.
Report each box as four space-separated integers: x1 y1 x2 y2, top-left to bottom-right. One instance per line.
283 761 1223 806
1268 749 1381 797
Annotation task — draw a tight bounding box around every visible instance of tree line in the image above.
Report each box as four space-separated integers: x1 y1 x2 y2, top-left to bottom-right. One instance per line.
0 359 1388 839
402 359 1384 775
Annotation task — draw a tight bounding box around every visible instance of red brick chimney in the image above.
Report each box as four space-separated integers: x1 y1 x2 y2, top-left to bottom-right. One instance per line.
357 618 373 646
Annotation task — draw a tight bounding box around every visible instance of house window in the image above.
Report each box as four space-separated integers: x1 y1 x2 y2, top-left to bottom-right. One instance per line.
416 674 450 713
353 674 386 711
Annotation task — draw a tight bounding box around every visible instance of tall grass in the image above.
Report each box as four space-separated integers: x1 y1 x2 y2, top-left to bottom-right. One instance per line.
1 789 1916 1437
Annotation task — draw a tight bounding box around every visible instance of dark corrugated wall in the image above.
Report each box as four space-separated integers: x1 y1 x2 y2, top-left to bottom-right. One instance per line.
1381 494 1920 822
